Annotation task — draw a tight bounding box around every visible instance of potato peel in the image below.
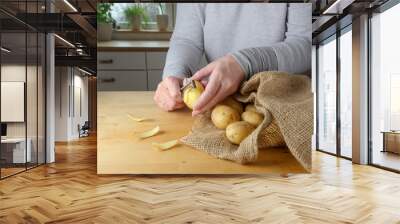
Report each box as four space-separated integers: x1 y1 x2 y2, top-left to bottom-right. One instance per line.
139 126 160 139
127 114 147 122
152 140 179 151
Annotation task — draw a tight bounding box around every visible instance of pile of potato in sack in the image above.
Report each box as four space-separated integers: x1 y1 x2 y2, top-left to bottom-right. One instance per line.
180 71 313 170
211 97 264 145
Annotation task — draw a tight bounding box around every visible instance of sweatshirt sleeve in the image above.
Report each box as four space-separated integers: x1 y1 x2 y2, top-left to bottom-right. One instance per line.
162 4 205 79
231 3 312 79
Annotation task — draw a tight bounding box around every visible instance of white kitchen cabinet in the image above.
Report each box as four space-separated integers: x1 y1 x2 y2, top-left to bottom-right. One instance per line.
147 70 163 91
146 52 167 70
98 71 147 91
97 52 146 70
97 51 167 91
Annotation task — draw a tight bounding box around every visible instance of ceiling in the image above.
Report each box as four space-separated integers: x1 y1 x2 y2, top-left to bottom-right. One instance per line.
311 0 390 42
0 0 97 74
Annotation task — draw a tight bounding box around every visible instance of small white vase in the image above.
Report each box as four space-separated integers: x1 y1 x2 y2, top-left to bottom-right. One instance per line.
157 14 169 31
97 22 113 41
131 15 142 31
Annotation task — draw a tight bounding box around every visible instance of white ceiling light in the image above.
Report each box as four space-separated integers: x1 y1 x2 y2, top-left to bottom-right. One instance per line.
323 0 355 15
63 0 78 12
1 47 11 53
54 34 75 48
78 67 93 76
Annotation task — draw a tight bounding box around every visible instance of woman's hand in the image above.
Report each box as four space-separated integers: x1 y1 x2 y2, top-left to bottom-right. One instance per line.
191 55 245 116
154 76 185 111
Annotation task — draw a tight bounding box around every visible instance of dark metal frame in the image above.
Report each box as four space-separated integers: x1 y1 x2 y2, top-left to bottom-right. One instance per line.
367 0 400 173
0 0 47 180
315 21 353 161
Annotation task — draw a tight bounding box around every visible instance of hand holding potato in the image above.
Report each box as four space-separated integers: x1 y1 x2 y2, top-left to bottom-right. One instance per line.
191 55 245 116
154 76 185 111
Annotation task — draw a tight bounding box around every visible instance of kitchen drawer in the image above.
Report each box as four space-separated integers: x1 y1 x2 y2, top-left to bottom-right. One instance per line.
148 70 163 91
98 71 147 91
146 52 167 70
98 52 146 70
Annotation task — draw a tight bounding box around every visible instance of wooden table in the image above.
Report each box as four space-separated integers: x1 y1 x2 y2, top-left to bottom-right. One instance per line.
98 92 306 174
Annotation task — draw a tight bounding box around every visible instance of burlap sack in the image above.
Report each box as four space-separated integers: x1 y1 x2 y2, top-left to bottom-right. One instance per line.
181 71 313 170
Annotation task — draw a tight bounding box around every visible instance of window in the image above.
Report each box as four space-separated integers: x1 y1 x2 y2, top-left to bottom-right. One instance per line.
110 3 174 30
0 1 46 179
370 2 400 171
317 36 337 154
339 27 352 158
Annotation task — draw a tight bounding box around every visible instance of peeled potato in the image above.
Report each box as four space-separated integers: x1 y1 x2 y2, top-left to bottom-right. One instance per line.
183 80 204 110
220 97 243 114
226 121 255 145
245 104 258 113
241 111 264 127
211 105 240 129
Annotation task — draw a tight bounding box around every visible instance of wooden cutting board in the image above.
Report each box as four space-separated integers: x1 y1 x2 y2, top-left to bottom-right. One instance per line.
97 91 306 174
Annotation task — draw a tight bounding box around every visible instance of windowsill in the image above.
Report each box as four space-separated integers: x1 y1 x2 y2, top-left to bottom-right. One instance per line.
111 29 173 41
115 29 173 34
97 40 169 52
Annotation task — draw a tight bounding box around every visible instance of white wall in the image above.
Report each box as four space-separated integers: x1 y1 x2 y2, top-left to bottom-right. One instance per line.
1 64 46 163
54 67 89 141
1 65 40 138
55 66 70 141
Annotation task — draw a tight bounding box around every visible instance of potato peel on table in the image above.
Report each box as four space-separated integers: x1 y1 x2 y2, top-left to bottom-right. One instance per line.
139 126 160 139
152 140 179 151
127 114 147 122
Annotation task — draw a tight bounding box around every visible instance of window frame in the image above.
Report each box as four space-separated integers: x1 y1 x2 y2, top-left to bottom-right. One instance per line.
110 3 176 31
367 0 400 173
315 21 353 161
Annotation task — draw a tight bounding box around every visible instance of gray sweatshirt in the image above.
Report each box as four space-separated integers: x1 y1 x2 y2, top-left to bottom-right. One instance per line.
163 3 312 79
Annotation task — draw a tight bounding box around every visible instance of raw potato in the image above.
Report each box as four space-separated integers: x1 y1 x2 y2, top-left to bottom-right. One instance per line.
241 111 264 127
152 140 179 151
211 105 240 129
183 80 204 110
139 126 160 139
220 97 243 114
226 121 255 145
245 104 258 113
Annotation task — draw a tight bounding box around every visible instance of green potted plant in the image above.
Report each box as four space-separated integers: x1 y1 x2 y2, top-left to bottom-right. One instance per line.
156 3 168 31
124 4 148 31
97 3 114 41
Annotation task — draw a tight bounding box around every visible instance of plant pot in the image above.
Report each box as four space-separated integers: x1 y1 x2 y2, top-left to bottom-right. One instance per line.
97 22 113 41
131 15 142 31
157 14 169 31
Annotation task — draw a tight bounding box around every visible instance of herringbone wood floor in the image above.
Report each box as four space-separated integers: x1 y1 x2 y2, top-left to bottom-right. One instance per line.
1 135 400 224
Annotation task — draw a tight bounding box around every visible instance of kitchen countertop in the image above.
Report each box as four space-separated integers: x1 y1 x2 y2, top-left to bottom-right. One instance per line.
97 40 169 52
97 91 305 174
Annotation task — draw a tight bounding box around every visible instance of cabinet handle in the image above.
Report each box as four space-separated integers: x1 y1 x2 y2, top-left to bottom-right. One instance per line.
100 78 115 83
99 59 113 64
